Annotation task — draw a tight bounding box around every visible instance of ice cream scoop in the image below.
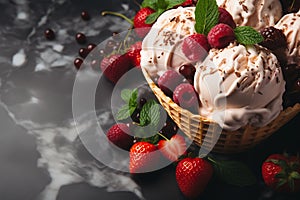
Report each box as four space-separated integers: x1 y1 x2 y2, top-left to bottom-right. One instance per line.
217 0 282 30
194 42 285 131
140 7 197 77
275 9 300 66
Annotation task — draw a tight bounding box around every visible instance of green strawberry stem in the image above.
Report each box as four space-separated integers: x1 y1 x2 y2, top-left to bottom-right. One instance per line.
157 132 169 141
207 156 217 164
101 11 134 25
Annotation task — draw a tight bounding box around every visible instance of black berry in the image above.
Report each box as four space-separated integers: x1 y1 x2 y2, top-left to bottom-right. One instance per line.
76 32 87 44
81 11 90 21
79 48 89 58
44 28 55 40
74 58 83 69
159 118 178 139
260 26 287 51
179 64 196 83
87 43 97 52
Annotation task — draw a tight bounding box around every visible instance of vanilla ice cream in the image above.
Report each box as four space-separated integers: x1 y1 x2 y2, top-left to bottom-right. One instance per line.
140 7 197 77
275 9 300 66
217 0 282 30
194 43 285 131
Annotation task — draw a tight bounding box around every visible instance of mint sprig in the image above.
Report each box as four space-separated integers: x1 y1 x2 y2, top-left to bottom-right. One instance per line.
140 100 160 127
194 0 219 35
234 26 264 45
142 0 186 24
208 157 257 187
117 89 138 121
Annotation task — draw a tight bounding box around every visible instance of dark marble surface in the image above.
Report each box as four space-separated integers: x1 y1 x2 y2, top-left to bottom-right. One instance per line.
0 0 299 200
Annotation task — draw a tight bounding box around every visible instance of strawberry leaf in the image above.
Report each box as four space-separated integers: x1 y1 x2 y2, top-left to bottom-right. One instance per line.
141 134 160 144
194 0 219 35
212 159 257 187
142 0 158 10
166 0 186 9
234 26 264 45
290 171 300 179
116 105 131 120
145 9 164 24
157 0 167 9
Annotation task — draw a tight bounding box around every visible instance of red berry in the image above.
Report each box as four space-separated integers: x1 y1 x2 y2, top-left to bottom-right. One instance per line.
44 28 55 40
262 154 300 192
176 157 213 198
158 134 186 162
207 23 235 49
75 32 87 44
106 123 134 150
100 54 131 84
218 7 236 29
129 142 159 173
81 10 90 21
180 0 193 7
133 7 155 38
182 33 210 62
173 83 199 111
158 70 184 97
74 58 83 69
127 41 142 67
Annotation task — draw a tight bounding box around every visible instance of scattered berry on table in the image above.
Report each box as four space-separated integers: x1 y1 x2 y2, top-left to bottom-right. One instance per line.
44 28 55 40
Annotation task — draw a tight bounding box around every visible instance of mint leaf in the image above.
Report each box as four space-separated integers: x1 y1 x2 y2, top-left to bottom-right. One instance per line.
166 0 186 9
212 160 257 187
121 89 132 103
234 26 264 45
140 100 160 126
145 9 164 24
195 0 219 35
117 105 131 120
142 0 158 10
129 89 138 115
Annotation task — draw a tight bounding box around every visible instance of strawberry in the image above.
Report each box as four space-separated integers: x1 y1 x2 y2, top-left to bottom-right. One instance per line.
180 0 193 7
100 54 131 84
176 157 213 198
106 123 134 150
129 141 159 173
133 7 155 38
127 41 142 68
262 153 300 192
158 134 187 162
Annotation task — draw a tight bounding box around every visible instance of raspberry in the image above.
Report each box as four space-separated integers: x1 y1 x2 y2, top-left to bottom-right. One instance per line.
182 34 210 62
173 83 199 112
218 7 236 29
158 70 184 97
106 123 134 150
207 23 235 49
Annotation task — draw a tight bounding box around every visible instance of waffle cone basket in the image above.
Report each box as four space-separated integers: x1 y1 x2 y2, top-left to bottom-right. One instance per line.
142 68 300 153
